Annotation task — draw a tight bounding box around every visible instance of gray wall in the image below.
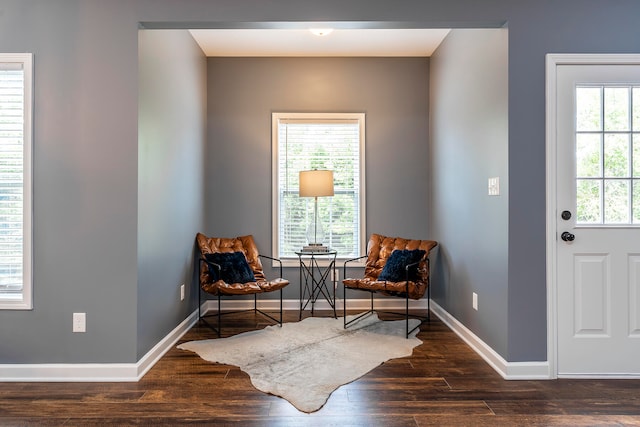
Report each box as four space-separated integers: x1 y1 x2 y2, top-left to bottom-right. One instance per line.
0 1 141 363
205 57 430 298
137 30 206 359
0 0 639 365
430 29 509 357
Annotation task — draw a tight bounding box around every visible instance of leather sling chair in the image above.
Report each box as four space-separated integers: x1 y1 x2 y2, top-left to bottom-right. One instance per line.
196 233 289 336
343 233 438 338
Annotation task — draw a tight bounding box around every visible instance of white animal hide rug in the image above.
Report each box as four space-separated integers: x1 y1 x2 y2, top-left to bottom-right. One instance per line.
178 313 421 413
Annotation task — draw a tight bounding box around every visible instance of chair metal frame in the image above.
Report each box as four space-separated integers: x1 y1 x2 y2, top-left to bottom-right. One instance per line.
198 254 284 337
343 255 431 338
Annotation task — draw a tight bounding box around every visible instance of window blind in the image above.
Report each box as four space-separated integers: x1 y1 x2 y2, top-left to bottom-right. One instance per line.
0 62 25 301
276 117 363 258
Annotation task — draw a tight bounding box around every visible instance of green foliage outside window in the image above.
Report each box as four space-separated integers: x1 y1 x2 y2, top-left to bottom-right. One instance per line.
575 86 640 224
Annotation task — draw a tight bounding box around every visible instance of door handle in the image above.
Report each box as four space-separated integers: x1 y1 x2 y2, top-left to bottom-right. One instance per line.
561 231 575 242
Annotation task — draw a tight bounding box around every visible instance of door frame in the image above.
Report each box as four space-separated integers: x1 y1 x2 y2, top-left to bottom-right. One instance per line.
545 53 640 379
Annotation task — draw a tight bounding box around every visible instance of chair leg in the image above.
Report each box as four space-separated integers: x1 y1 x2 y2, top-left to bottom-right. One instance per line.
203 289 286 336
406 290 410 339
253 290 285 328
343 282 347 328
279 287 283 326
344 288 376 330
427 283 431 321
198 291 223 337
217 294 221 337
198 285 202 323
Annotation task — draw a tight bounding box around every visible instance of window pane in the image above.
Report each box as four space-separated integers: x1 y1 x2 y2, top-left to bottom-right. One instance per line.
634 134 640 178
576 133 601 178
280 191 306 254
0 54 31 309
634 179 640 223
577 179 602 224
604 133 629 177
576 87 602 131
604 179 629 223
326 192 358 255
604 87 630 131
575 86 639 226
633 87 640 131
0 66 24 295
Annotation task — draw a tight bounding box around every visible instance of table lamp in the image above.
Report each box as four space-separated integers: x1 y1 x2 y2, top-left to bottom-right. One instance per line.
299 170 334 250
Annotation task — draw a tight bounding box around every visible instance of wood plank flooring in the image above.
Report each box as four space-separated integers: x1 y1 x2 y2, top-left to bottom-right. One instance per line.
2 310 640 426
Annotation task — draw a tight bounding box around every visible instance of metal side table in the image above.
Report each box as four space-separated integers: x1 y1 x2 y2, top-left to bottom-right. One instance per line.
295 249 338 319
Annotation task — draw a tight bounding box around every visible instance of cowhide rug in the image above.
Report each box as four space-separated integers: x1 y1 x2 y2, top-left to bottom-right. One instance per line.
178 313 421 413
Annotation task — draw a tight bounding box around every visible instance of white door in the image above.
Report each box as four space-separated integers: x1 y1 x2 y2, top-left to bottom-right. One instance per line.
555 61 640 376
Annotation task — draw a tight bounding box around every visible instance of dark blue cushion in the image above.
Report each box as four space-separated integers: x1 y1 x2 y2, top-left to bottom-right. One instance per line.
377 249 426 282
205 252 255 284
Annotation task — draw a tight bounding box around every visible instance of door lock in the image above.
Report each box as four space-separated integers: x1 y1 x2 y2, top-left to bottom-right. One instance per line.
561 231 575 242
561 210 572 220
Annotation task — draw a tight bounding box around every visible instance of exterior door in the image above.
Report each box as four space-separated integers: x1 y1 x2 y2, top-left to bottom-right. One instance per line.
555 61 640 376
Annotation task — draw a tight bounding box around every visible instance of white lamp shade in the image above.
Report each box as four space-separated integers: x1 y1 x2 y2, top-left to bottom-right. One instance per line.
299 170 334 197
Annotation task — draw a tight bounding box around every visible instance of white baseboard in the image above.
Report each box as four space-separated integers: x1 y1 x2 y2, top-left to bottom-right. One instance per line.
430 300 551 380
1 298 549 382
558 373 640 379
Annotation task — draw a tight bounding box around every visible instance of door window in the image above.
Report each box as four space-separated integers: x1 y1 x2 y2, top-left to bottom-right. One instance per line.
575 86 640 224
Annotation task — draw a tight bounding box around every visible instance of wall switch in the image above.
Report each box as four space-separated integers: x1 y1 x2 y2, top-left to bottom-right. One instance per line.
488 177 500 196
472 292 478 311
180 284 185 301
73 312 86 333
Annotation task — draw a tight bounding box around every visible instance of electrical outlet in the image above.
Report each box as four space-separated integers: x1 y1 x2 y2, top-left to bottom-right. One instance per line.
472 292 478 311
73 312 86 333
180 284 185 301
330 269 339 282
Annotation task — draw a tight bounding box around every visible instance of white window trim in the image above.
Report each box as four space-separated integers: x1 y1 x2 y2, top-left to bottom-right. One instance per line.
0 53 33 310
271 112 366 267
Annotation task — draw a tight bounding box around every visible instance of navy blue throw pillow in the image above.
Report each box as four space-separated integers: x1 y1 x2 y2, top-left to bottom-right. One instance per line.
377 249 426 282
204 252 256 284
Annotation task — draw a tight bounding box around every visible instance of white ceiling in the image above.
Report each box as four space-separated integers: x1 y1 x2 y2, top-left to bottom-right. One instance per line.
189 28 451 57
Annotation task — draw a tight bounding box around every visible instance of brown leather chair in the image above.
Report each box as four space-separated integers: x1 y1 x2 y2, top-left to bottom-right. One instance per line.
343 233 438 338
196 233 289 336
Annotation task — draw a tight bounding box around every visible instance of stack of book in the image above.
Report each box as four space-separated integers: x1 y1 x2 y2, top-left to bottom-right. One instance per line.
302 244 330 252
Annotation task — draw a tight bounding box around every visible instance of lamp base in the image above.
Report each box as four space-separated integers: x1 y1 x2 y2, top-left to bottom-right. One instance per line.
305 219 325 247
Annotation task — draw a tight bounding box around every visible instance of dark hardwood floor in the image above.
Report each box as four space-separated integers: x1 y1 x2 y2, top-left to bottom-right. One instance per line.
2 310 640 426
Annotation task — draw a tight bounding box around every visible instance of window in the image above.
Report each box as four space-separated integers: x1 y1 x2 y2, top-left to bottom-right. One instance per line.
575 85 640 224
272 112 365 262
0 53 33 309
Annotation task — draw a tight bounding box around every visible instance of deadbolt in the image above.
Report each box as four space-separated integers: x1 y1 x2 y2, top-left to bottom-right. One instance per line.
561 210 572 220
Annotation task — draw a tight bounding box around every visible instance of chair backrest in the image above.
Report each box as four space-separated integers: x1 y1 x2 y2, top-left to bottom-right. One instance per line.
364 233 438 283
196 233 266 281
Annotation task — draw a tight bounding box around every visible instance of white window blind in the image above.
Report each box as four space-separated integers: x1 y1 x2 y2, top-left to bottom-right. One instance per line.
0 54 32 309
272 113 365 260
